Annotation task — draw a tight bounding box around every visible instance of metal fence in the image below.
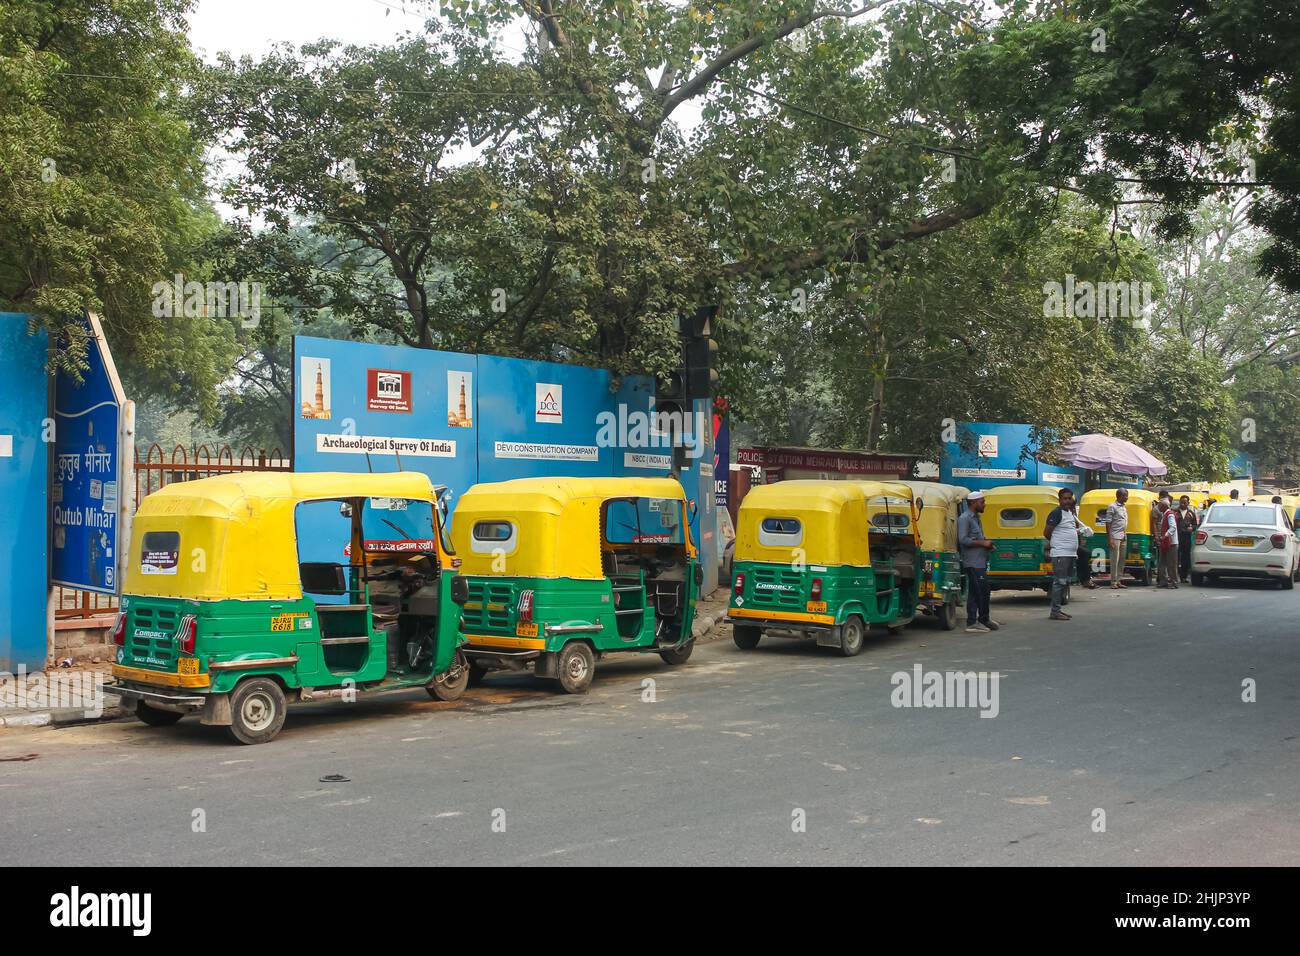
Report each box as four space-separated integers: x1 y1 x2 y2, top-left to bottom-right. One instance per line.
55 443 290 620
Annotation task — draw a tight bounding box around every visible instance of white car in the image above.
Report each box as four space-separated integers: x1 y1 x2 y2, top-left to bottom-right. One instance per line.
1191 501 1300 589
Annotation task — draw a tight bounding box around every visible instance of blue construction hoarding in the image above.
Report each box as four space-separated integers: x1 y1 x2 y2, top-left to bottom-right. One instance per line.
0 313 50 671
293 335 719 591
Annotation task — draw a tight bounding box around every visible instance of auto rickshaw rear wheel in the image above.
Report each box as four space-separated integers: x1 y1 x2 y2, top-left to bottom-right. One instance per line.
226 677 287 745
135 700 184 727
839 616 866 656
556 641 595 694
938 601 958 631
659 639 694 665
426 651 469 701
732 624 761 650
467 660 491 686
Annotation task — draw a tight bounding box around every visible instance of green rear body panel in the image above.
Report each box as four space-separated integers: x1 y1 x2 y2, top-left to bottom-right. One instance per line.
1085 531 1155 576
458 564 698 653
118 573 463 697
987 537 1052 588
729 560 918 627
919 549 965 606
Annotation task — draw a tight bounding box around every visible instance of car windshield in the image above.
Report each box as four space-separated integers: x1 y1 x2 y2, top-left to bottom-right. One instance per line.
1206 504 1276 527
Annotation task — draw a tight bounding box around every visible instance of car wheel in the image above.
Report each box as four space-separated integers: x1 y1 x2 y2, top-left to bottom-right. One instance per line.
1283 575 1295 591
732 624 761 650
556 641 595 694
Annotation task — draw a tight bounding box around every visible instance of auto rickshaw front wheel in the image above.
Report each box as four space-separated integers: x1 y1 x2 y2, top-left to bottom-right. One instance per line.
426 652 470 701
659 639 694 665
135 700 184 727
226 677 287 745
556 641 595 694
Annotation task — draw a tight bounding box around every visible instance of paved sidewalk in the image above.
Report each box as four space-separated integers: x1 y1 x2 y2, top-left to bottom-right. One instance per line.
1 592 735 730
0 662 123 728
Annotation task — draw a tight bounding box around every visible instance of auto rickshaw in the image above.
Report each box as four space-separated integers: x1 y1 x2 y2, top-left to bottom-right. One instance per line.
983 485 1068 596
1079 488 1160 585
894 481 970 630
104 472 468 744
728 480 921 656
1251 493 1300 534
449 476 700 694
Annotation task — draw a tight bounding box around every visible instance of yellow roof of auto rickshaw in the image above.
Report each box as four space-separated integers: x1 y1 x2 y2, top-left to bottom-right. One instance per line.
451 476 694 579
897 480 969 507
125 471 445 601
454 475 687 512
735 480 878 566
982 484 1070 505
135 471 444 515
739 479 866 514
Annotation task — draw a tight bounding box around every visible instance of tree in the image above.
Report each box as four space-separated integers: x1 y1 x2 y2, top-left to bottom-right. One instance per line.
0 0 237 414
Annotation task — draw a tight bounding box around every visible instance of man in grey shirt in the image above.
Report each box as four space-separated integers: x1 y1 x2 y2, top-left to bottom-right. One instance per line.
957 490 999 633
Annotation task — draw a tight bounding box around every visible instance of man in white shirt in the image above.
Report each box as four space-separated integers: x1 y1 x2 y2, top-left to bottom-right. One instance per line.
1044 487 1089 620
1102 488 1129 589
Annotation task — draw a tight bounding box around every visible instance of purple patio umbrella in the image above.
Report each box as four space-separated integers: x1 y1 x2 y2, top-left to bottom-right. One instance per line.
1056 433 1168 476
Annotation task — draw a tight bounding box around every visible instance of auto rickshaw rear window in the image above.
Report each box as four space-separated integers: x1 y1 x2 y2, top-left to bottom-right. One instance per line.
470 520 516 553
870 512 911 530
139 530 181 575
757 516 803 546
999 508 1036 527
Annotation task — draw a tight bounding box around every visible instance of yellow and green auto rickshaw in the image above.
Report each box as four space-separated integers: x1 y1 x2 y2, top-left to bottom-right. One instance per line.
1079 488 1160 585
1252 493 1300 535
728 480 921 655
895 481 970 629
449 476 700 694
104 472 469 744
983 485 1068 596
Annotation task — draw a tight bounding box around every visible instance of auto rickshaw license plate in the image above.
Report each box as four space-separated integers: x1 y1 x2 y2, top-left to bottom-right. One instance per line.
177 658 199 675
515 623 539 637
1224 537 1255 547
806 601 827 612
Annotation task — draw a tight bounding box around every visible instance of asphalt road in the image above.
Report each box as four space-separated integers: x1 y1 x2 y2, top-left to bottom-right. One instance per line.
3 579 1298 866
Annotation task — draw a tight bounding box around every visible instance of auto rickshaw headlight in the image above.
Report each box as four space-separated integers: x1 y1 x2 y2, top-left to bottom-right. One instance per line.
450 576 469 604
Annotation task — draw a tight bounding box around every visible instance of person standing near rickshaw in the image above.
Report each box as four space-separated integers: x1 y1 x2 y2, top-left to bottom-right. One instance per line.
1103 488 1129 589
1156 499 1180 588
1176 495 1198 583
1045 488 1089 621
957 490 999 633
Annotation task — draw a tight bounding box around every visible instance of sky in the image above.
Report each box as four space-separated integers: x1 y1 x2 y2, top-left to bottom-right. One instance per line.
188 0 432 62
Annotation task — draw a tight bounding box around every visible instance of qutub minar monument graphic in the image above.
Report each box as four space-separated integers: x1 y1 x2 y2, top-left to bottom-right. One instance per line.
448 374 471 427
300 362 331 419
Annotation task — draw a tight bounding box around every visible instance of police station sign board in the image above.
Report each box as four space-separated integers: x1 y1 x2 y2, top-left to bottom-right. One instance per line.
52 314 127 594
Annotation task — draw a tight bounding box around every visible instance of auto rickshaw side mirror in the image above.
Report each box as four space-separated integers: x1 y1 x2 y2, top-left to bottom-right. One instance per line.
450 575 469 605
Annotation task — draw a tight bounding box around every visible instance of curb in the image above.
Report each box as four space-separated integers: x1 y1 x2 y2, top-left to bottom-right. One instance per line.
1 703 125 729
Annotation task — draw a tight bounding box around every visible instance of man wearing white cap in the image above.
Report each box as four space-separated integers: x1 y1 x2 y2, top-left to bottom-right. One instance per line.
957 490 1000 633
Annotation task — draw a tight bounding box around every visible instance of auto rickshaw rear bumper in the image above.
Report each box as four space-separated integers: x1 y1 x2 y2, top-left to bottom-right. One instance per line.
104 680 208 713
